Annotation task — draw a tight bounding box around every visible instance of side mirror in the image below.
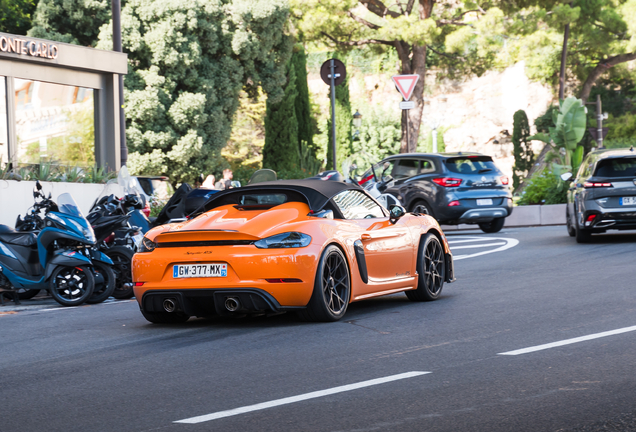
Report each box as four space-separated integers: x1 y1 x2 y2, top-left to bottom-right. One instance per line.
389 204 406 224
560 172 573 182
230 180 241 188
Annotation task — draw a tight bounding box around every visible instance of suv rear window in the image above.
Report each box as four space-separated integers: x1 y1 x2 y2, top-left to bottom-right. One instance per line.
446 156 497 174
594 157 636 177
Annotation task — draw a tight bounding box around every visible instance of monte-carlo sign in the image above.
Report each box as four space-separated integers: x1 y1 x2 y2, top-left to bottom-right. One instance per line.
0 35 58 60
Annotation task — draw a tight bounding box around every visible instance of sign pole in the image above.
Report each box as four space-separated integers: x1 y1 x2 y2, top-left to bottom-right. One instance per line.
596 94 603 149
330 59 337 170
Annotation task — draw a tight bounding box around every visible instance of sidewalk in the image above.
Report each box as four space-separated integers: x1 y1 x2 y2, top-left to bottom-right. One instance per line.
441 203 565 231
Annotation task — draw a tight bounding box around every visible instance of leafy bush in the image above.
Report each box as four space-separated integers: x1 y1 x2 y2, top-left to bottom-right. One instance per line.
517 169 568 205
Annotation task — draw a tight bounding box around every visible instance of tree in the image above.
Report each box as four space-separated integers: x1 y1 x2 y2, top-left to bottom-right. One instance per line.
0 0 37 35
291 44 315 153
325 53 353 170
30 0 293 185
28 0 110 45
512 110 533 190
263 60 300 172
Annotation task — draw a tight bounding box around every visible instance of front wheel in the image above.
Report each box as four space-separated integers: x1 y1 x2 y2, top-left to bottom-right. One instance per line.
406 233 445 302
49 266 95 307
298 245 350 322
106 246 135 299
479 217 505 233
86 262 116 304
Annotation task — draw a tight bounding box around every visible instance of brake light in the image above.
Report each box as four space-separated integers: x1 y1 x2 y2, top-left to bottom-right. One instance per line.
586 214 596 222
448 200 460 207
134 282 145 287
500 176 509 185
433 178 462 187
584 182 612 188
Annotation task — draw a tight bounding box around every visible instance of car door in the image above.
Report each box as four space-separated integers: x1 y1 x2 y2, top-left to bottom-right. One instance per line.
331 190 416 289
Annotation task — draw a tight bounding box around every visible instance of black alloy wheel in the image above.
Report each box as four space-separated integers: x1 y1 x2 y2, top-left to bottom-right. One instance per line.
299 245 350 322
575 210 592 243
86 262 116 304
566 207 575 237
406 233 445 302
106 246 135 299
411 200 434 218
49 265 95 307
479 217 505 233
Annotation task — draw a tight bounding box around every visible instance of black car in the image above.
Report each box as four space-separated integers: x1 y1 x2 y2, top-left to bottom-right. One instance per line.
564 147 636 243
360 152 513 233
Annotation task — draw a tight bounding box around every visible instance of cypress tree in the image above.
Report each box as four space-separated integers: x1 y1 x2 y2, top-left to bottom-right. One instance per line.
326 53 353 171
512 109 534 190
263 61 300 172
291 44 314 153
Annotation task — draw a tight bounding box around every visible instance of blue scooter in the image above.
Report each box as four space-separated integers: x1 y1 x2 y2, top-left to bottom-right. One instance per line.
0 182 113 306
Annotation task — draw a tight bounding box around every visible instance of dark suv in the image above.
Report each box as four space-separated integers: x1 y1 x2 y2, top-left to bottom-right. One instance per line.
360 152 513 233
564 147 636 243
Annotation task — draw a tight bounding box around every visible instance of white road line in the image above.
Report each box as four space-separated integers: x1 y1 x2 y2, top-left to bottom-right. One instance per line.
174 371 431 424
498 325 636 356
451 236 519 261
447 238 496 244
451 242 506 250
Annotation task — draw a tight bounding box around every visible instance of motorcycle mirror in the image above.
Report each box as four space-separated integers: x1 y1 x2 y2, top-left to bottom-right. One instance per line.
48 192 52 199
36 180 42 191
230 180 241 188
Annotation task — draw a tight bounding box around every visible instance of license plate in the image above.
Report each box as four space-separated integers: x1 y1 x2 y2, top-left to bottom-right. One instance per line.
173 264 227 278
620 197 636 205
476 199 493 206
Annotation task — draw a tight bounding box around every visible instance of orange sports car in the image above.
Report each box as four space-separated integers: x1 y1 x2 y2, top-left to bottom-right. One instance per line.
132 180 455 323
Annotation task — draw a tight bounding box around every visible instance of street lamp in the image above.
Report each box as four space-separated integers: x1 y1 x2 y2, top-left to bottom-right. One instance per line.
352 110 362 138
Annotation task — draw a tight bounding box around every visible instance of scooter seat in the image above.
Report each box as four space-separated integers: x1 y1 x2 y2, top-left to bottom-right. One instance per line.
0 225 37 247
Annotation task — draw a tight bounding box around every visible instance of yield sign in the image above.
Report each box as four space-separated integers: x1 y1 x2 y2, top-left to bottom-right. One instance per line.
392 74 420 101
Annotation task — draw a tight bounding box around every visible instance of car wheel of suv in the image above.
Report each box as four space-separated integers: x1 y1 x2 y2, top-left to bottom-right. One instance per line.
478 217 505 233
575 212 592 243
566 207 575 237
411 200 434 218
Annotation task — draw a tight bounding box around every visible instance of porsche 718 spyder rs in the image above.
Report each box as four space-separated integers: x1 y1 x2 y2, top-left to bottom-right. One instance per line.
131 180 455 323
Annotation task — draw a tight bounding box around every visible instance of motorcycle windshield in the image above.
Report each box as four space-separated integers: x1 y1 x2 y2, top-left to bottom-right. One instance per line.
57 193 85 219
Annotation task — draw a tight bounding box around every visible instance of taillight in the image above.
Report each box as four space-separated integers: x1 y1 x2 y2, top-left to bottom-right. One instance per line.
585 214 598 227
448 200 460 207
433 178 462 187
500 176 509 185
134 282 145 287
584 182 612 188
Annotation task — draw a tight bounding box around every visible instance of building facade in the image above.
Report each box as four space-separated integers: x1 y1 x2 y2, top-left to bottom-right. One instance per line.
0 32 127 171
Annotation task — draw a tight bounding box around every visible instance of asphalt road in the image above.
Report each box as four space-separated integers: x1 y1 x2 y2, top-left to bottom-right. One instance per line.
1 225 635 432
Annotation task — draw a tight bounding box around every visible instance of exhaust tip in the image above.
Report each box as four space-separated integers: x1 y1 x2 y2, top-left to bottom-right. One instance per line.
163 298 177 313
225 297 240 312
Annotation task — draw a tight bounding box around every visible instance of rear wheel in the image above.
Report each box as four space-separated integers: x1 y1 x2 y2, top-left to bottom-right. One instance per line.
575 212 592 243
566 207 575 237
298 245 350 322
49 266 94 307
86 262 116 304
411 200 435 218
106 246 135 299
406 234 445 302
479 217 505 233
141 309 190 324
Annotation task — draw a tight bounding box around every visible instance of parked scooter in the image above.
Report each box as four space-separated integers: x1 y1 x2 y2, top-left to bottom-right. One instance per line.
1 182 115 306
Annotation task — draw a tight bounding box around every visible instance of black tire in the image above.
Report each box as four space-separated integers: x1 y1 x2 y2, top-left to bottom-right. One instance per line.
406 233 445 302
479 217 505 233
106 246 135 299
575 212 592 243
86 262 116 304
16 288 41 300
410 200 435 218
566 207 575 237
141 309 190 324
49 266 95 307
298 245 350 322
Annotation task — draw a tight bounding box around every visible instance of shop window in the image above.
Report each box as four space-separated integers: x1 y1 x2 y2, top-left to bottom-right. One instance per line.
14 78 95 167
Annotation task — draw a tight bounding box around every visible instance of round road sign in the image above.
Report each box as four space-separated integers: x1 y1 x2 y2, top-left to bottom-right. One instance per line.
320 59 347 86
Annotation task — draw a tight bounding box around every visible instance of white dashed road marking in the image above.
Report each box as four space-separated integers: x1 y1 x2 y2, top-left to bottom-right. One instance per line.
448 236 519 260
174 371 431 424
498 325 636 356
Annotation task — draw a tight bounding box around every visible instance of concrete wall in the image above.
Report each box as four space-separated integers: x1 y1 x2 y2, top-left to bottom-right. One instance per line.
441 204 566 231
0 180 123 226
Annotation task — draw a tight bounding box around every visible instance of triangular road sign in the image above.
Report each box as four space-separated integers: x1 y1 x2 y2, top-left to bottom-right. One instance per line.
392 74 420 101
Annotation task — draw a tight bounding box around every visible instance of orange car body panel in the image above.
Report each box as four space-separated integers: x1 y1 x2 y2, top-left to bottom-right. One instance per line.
132 201 450 308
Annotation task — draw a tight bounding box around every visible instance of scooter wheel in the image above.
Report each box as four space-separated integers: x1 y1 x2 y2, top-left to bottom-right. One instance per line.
86 262 116 304
49 266 95 307
106 246 135 299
